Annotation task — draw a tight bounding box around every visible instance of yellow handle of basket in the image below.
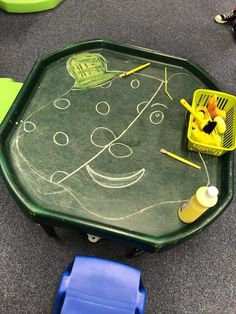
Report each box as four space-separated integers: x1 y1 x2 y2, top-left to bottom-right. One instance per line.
180 99 202 122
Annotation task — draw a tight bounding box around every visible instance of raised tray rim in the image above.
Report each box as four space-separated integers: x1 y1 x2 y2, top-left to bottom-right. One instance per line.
0 39 234 251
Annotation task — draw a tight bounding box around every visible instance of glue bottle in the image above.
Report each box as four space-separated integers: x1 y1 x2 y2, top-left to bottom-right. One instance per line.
178 186 219 223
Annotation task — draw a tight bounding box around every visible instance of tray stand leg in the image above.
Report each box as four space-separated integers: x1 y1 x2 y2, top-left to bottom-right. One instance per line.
40 224 58 238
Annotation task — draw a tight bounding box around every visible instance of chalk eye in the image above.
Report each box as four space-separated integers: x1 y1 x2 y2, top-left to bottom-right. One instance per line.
149 103 168 125
149 111 164 125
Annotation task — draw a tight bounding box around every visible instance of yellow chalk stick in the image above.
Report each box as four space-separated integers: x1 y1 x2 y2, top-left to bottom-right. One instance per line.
164 67 167 83
164 67 173 101
160 148 201 170
119 62 151 77
165 89 173 101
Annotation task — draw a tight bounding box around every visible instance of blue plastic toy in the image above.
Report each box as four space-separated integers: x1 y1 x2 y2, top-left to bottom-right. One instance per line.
54 256 146 314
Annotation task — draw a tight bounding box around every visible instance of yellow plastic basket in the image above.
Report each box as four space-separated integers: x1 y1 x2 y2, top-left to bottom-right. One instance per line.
187 89 236 156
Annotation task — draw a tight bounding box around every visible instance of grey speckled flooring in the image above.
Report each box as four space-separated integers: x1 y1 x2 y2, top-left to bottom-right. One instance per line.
0 1 235 313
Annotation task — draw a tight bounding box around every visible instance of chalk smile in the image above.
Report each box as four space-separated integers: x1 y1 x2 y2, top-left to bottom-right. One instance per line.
86 165 145 188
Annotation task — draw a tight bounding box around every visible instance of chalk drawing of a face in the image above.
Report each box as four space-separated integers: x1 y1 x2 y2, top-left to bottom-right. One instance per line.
13 53 207 221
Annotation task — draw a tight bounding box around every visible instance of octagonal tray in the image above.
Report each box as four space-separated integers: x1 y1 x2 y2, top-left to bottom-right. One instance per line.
0 39 233 251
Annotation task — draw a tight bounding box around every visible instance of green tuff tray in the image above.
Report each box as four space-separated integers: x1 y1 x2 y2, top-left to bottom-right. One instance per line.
0 39 233 251
0 0 63 13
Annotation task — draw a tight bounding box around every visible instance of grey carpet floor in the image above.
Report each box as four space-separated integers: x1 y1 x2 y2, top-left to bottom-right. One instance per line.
0 1 235 313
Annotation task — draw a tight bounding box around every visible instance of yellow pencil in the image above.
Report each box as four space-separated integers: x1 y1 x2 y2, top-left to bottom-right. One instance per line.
119 62 151 77
160 149 201 170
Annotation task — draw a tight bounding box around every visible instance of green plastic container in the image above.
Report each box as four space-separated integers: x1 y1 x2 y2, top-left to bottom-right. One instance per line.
0 0 63 13
0 39 233 252
0 78 23 124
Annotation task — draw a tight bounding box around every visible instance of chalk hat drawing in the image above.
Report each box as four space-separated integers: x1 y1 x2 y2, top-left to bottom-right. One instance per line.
66 53 120 89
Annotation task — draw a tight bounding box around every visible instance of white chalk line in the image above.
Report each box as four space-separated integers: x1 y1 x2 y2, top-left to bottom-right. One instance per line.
56 71 205 184
135 72 164 82
15 142 210 221
137 102 168 113
100 81 112 88
150 103 168 125
108 143 133 159
13 67 211 221
151 103 168 109
14 139 189 221
70 68 163 91
135 70 203 86
86 165 145 189
91 128 133 158
137 102 168 125
198 152 210 186
150 111 165 125
14 133 210 221
95 101 110 115
14 87 74 193
23 121 36 133
54 98 70 110
16 87 73 130
167 72 204 87
13 142 88 211
136 101 146 113
57 81 164 184
71 75 118 91
37 188 65 195
10 68 203 141
90 127 116 148
50 171 69 183
131 79 140 89
53 131 69 146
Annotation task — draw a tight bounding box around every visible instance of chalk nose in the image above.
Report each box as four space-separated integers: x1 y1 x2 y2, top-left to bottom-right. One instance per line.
90 127 133 158
91 127 116 148
109 143 133 158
